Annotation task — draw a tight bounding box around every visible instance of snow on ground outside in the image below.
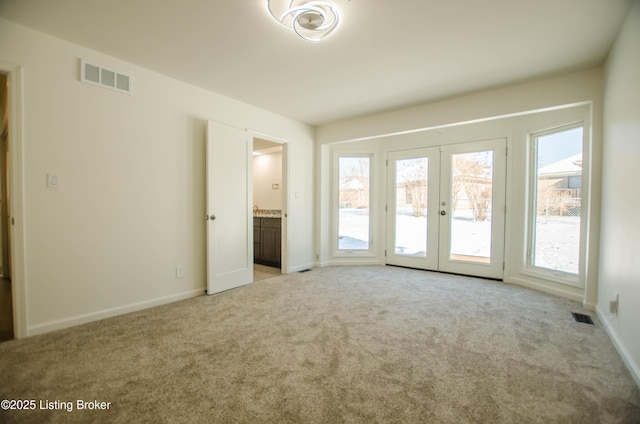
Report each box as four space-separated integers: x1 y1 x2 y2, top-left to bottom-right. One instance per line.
338 208 580 274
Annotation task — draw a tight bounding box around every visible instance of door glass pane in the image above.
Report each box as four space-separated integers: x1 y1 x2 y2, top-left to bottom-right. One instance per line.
533 127 582 274
450 151 493 263
338 157 370 250
394 157 428 256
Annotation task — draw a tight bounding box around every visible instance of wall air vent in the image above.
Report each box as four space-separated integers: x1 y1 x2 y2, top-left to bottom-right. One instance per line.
80 60 132 94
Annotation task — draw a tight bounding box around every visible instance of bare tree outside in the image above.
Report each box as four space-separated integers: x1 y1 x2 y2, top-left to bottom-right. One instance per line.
532 127 583 274
452 153 493 222
465 178 492 221
451 169 464 213
397 158 428 217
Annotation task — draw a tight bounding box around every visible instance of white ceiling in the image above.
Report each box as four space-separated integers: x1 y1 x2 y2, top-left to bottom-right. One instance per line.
0 0 632 126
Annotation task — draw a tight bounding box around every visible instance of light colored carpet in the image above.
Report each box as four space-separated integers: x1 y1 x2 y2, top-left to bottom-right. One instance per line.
0 266 638 423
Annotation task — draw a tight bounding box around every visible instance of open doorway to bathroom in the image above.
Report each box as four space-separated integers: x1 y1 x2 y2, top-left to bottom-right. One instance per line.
252 138 286 282
0 72 13 342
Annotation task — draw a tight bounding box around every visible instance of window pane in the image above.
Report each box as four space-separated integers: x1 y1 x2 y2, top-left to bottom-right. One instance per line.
338 157 370 250
533 127 583 274
450 151 493 263
394 157 428 256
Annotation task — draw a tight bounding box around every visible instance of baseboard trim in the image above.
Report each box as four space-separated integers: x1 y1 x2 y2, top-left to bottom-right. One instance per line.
596 306 640 388
505 276 583 303
325 259 384 267
27 288 205 337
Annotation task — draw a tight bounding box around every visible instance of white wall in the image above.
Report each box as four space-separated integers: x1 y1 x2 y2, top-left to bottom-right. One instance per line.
0 18 315 336
253 152 282 210
598 0 640 386
316 69 604 309
0 73 5 273
316 68 604 145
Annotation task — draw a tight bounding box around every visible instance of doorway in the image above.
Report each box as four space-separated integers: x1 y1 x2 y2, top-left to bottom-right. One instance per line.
0 72 13 341
252 138 286 282
205 122 290 294
385 138 506 279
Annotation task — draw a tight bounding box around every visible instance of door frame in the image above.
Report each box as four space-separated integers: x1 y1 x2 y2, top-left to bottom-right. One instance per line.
247 128 290 274
385 147 440 270
438 139 507 279
206 124 291 293
0 62 26 338
385 138 507 280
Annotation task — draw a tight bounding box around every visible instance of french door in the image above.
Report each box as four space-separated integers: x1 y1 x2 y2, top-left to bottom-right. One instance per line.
386 139 506 279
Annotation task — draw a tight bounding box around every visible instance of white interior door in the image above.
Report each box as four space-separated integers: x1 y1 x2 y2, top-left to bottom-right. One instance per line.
206 121 253 294
386 139 506 279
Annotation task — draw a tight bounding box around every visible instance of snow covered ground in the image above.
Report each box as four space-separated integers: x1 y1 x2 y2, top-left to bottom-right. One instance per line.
338 209 371 250
534 216 581 274
338 208 580 274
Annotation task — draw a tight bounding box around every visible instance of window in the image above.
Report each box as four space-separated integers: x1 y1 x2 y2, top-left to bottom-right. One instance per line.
449 150 494 263
337 156 371 251
529 125 583 280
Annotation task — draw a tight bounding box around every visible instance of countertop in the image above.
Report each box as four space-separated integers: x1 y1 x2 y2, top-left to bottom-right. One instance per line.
253 209 282 218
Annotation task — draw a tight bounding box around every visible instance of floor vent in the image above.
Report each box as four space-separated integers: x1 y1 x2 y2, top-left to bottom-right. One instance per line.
571 312 595 325
298 269 312 273
81 60 132 94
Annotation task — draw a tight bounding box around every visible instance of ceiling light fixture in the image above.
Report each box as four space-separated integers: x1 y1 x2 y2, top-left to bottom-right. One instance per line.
267 0 340 42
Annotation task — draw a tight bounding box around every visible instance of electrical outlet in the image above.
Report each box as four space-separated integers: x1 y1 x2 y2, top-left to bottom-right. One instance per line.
47 173 60 188
609 293 619 314
176 265 184 278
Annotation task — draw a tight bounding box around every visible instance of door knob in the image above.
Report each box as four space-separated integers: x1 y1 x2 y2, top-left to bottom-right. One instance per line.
440 210 446 216
210 215 216 220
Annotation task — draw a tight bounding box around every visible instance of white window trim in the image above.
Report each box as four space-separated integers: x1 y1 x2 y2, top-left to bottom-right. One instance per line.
332 151 376 258
525 122 588 288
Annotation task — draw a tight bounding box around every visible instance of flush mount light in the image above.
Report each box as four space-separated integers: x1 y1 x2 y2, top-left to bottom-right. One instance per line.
267 0 340 42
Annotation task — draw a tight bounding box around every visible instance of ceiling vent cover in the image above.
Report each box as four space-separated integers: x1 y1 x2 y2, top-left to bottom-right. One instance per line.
80 60 132 94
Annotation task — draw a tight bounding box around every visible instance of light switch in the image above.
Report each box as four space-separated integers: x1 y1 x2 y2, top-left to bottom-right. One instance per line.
47 173 59 188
